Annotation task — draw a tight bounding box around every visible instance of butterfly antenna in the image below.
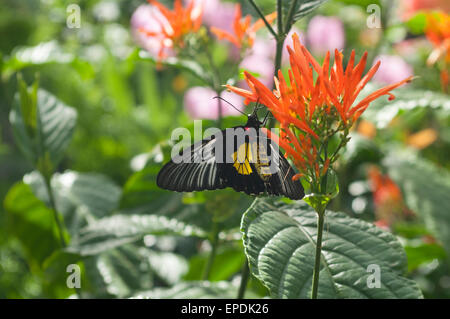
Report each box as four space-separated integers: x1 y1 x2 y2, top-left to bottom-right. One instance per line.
213 96 246 116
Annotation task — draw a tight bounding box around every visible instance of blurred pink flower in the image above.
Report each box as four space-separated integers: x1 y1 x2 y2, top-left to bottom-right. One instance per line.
399 0 450 20
239 54 275 88
372 55 414 85
130 4 174 59
306 16 345 55
199 0 235 34
184 87 244 119
249 27 305 66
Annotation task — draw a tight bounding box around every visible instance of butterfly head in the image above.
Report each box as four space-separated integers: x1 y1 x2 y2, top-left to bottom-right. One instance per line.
245 113 263 128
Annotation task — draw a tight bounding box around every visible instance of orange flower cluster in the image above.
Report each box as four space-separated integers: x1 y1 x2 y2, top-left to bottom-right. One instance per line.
425 11 450 91
139 0 202 59
211 4 276 49
226 33 413 183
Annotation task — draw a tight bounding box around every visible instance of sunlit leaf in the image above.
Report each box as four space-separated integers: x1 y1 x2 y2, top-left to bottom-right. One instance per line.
10 88 77 168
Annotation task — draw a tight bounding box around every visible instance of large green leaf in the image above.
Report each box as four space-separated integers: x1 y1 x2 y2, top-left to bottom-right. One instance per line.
9 88 77 168
241 198 423 299
24 170 121 239
83 245 153 298
3 182 60 267
67 212 208 256
386 154 450 256
132 281 258 299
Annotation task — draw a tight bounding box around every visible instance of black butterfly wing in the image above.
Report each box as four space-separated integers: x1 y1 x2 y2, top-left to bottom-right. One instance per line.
156 135 226 192
266 144 305 200
157 126 304 200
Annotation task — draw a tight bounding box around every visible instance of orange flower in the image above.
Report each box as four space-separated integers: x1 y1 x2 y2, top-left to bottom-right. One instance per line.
138 0 202 59
424 11 450 91
368 166 406 226
226 33 412 182
211 4 276 48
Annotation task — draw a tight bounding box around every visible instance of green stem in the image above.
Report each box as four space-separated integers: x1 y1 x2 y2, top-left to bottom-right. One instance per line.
202 222 220 280
237 259 250 299
311 208 325 299
247 0 277 38
277 0 283 37
43 175 66 248
284 0 299 34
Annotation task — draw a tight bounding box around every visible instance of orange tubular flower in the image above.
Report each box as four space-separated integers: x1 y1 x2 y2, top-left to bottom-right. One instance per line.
139 0 203 59
226 33 413 184
210 4 276 48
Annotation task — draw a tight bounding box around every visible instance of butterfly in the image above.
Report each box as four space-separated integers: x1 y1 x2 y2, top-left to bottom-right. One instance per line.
156 101 304 200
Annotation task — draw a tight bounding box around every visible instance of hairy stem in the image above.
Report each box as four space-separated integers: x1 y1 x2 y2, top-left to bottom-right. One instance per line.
237 259 250 299
311 208 325 299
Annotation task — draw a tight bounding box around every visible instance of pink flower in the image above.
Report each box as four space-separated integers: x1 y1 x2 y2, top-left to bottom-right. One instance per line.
184 87 244 119
250 27 305 66
306 16 345 56
372 55 414 85
239 54 275 88
130 4 174 59
200 0 235 34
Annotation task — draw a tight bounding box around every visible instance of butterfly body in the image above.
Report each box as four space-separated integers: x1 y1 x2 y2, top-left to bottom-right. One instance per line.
157 115 304 200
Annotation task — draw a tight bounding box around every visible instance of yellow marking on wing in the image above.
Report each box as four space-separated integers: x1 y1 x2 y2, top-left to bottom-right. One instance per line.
232 143 253 175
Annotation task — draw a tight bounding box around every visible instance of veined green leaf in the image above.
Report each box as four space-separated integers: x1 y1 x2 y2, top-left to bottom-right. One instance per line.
10 88 77 168
241 198 423 299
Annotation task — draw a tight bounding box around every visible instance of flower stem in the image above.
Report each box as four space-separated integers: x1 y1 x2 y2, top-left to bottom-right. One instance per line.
43 175 66 248
247 0 277 38
311 208 325 299
202 221 220 280
237 258 250 299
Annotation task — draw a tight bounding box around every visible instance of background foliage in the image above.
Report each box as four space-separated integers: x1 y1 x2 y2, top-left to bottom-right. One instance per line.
0 0 449 299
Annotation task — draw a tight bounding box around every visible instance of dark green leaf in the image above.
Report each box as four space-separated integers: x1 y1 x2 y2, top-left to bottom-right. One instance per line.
242 198 423 298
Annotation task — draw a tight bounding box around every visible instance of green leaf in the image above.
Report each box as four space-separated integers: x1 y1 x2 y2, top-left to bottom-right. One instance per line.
10 88 77 168
361 87 450 128
24 170 121 238
241 198 423 298
3 182 60 267
137 50 211 85
131 281 258 299
404 243 447 272
184 245 245 282
83 245 153 298
147 250 189 285
283 0 329 25
67 212 207 256
386 154 450 256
